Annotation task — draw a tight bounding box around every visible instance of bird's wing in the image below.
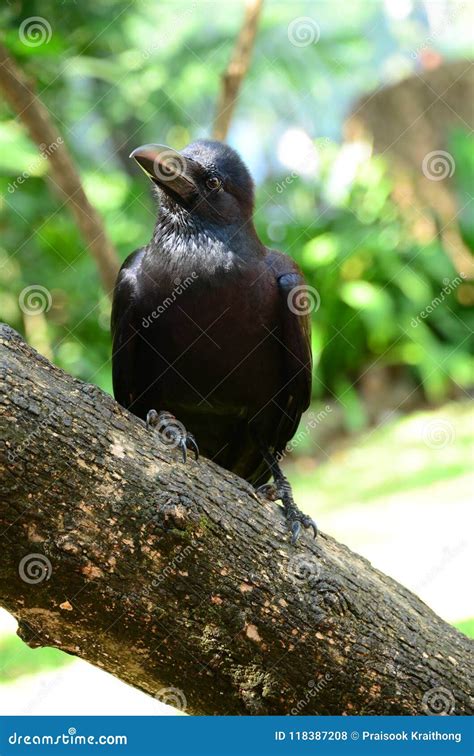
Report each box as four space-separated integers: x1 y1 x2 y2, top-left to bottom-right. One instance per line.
110 248 146 409
266 251 313 452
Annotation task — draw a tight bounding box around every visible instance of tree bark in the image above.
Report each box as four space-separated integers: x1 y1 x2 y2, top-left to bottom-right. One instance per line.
0 43 120 295
213 0 264 142
0 323 472 716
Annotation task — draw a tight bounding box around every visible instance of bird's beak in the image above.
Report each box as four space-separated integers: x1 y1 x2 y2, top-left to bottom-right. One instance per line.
129 144 197 201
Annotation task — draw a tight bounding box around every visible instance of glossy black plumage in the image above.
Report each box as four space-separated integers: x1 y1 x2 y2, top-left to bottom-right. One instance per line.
111 140 312 490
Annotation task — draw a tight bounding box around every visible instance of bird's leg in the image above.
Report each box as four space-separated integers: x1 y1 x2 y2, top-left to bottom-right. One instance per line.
256 450 317 544
146 409 199 464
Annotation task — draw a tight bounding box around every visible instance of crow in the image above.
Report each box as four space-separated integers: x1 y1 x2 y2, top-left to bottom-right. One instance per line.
111 139 317 542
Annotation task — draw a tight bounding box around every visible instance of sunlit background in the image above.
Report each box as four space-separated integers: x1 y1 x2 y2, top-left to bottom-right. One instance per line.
0 0 473 714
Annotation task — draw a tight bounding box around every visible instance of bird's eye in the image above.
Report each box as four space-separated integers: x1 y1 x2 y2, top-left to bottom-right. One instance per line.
206 176 222 190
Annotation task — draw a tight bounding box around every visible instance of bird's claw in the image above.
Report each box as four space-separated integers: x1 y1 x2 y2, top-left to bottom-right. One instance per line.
255 480 317 543
146 409 199 464
178 433 199 464
146 408 159 430
291 520 301 544
286 508 318 544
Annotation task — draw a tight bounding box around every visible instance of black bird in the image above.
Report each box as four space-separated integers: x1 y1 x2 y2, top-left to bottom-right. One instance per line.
111 139 316 542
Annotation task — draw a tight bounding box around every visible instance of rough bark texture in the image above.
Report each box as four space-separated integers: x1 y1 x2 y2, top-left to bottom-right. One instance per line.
0 324 472 716
0 43 120 295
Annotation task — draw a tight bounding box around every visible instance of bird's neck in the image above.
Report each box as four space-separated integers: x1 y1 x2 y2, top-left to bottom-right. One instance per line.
149 205 262 280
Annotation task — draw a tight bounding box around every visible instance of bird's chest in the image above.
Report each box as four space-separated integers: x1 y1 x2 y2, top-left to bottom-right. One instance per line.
138 270 282 412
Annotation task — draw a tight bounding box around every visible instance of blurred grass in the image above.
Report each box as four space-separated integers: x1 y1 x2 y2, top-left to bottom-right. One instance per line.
289 401 473 514
287 401 473 639
0 634 72 683
453 618 474 638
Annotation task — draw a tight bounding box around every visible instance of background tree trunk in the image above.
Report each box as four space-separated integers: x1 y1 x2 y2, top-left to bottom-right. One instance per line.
0 42 120 296
213 0 264 142
345 60 474 279
0 324 472 716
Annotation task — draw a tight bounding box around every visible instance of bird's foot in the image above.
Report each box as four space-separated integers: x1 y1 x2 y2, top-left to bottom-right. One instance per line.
256 480 317 544
255 482 280 502
146 409 199 463
284 504 318 545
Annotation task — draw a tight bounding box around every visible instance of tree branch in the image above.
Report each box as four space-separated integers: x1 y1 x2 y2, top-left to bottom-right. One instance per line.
213 0 264 142
0 323 472 716
0 43 120 295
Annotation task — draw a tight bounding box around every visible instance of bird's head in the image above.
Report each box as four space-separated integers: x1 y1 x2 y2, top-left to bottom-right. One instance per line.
130 139 254 225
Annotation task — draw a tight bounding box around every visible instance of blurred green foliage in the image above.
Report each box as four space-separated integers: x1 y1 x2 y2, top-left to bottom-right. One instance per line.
291 135 474 407
0 634 71 683
0 0 472 410
454 617 474 639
